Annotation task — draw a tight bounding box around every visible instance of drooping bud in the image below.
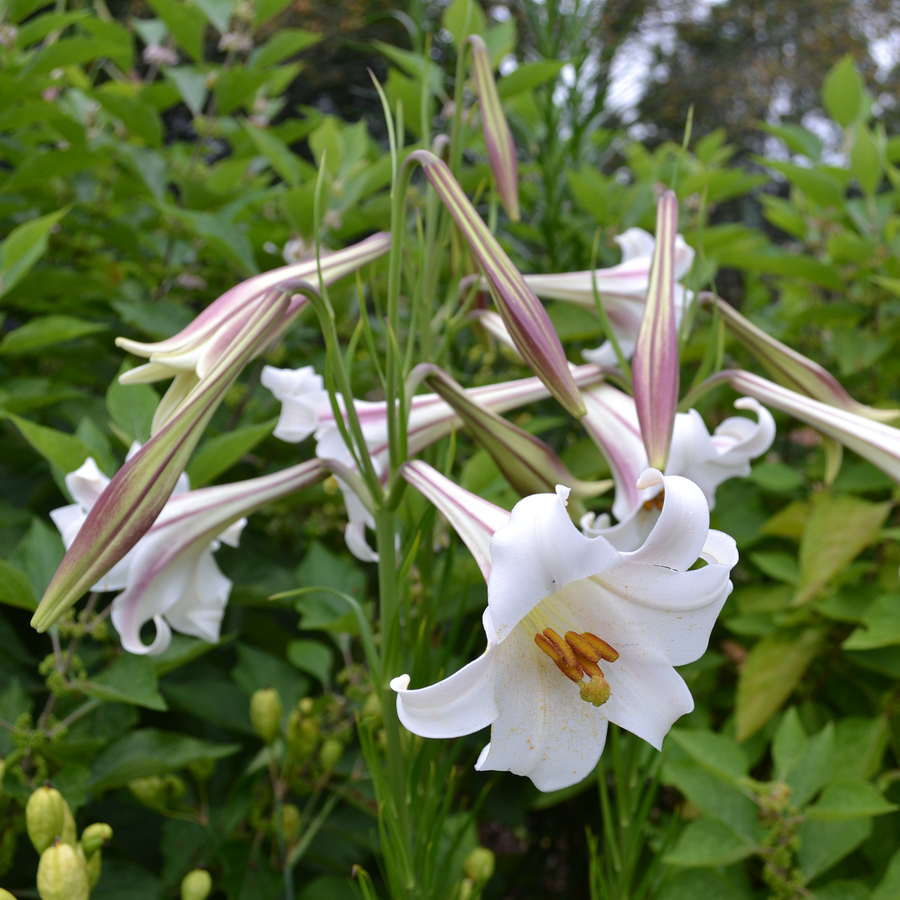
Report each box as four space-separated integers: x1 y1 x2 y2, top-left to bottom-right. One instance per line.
26 785 68 854
632 190 680 470
463 847 496 883
250 687 283 744
36 841 90 900
181 868 213 900
80 823 113 857
406 151 585 418
319 738 343 771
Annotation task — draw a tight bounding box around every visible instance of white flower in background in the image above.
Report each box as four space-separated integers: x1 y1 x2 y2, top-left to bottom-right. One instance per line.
50 453 245 655
393 463 738 791
520 227 695 367
260 363 606 561
579 384 775 549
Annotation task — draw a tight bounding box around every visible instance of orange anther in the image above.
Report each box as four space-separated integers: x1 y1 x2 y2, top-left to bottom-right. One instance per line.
534 631 582 683
581 632 619 662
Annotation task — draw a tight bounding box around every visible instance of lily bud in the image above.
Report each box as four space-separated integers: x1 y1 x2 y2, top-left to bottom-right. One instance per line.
36 842 89 900
708 294 899 423
632 190 680 471
26 785 68 854
463 847 496 882
467 35 519 221
80 823 112 857
32 289 290 633
406 150 585 418
286 710 319 759
181 868 213 900
250 688 283 744
418 365 611 509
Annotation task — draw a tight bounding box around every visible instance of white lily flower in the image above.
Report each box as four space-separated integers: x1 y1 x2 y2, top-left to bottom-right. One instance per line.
579 383 775 547
519 227 695 367
393 462 737 791
261 363 606 561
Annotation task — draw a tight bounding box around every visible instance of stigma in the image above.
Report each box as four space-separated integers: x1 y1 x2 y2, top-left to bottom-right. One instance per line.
534 628 619 707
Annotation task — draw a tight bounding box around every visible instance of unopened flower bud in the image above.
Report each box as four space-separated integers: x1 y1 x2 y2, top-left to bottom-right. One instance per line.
189 758 216 783
181 867 213 900
361 692 382 723
319 738 342 771
458 878 474 900
128 776 166 809
36 841 90 900
279 803 301 842
463 847 495 883
60 803 77 846
26 785 68 853
299 697 314 715
286 711 319 758
80 823 112 857
250 688 283 744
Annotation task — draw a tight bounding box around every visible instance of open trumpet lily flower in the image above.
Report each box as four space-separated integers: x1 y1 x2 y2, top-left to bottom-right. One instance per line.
51 455 326 654
579 383 775 547
393 462 737 791
261 363 606 560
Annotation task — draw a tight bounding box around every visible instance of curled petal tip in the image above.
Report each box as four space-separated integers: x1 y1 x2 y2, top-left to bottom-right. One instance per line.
635 467 664 491
390 674 411 691
734 397 761 412
555 485 571 505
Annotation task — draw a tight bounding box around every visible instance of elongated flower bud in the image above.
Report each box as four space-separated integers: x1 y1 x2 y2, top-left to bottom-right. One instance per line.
467 35 519 221
632 190 680 470
36 842 89 900
250 687 283 744
26 785 68 854
406 151 585 418
181 869 213 900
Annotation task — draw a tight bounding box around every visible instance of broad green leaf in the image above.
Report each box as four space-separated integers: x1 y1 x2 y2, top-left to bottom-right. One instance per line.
7 0 54 23
758 122 822 161
162 677 253 732
106 368 160 446
483 18 516 65
9 413 92 474
655 870 752 900
85 654 168 711
748 461 803 493
811 881 871 900
185 418 276 487
850 124 881 195
152 632 231 677
764 161 845 209
0 678 32 756
806 781 897 822
748 551 799 585
165 66 208 115
117 145 169 199
253 0 292 26
795 494 889 604
250 28 320 69
0 208 69 297
243 122 303 187
662 760 759 841
760 501 810 541
667 729 749 783
294 541 367 633
786 723 835 808
232 643 310 715
146 0 207 61
663 818 755 867
832 717 888 782
9 519 65 599
112 298 194 340
53 765 91 813
214 67 270 115
1 150 98 193
192 0 232 32
822 55 865 128
872 848 900 900
27 36 127 75
735 625 828 740
80 16 134 69
0 315 107 356
166 206 258 275
772 707 807 780
89 729 240 790
798 817 872 881
843 593 900 649
0 560 37 610
443 0 487 43
94 88 163 148
286 639 333 687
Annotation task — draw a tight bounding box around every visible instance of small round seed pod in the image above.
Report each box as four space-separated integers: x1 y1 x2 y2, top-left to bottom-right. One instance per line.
80 822 113 857
319 738 342 771
463 847 495 883
181 867 213 900
36 841 90 900
250 688 283 745
25 785 67 854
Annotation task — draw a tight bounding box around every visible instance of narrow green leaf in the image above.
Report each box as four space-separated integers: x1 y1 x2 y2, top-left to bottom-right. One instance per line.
250 28 320 69
243 121 303 187
9 414 91 473
0 208 68 297
0 315 107 356
146 0 207 61
286 639 333 686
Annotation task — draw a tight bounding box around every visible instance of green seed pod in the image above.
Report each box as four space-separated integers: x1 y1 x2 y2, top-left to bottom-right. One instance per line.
0 889 18 900
85 849 102 889
60 803 77 846
80 823 113 857
457 878 474 900
361 692 382 724
319 738 342 771
286 711 319 758
128 776 167 809
279 803 301 842
36 842 89 900
181 868 213 900
250 688 283 744
463 847 495 883
26 785 67 854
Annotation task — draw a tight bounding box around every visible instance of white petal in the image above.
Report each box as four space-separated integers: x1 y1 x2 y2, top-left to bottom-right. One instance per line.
488 492 621 642
474 627 608 791
50 505 87 550
581 504 662 553
337 477 379 563
113 612 172 656
391 645 498 738
615 227 655 262
163 547 232 644
622 473 709 571
64 458 109 509
218 517 246 548
604 657 693 750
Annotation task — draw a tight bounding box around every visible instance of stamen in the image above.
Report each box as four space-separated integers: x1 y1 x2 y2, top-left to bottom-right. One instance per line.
572 651 602 679
565 631 619 663
642 489 665 512
579 632 619 662
534 630 582 683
